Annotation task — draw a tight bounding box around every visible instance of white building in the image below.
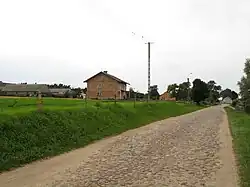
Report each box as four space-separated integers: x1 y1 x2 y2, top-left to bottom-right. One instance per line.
222 97 233 104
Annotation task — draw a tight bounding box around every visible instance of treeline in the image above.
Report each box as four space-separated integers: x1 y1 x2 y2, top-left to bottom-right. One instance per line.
47 84 87 98
47 83 71 88
167 79 238 105
129 85 160 100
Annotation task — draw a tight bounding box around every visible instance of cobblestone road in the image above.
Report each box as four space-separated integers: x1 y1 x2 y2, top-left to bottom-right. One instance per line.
0 106 238 187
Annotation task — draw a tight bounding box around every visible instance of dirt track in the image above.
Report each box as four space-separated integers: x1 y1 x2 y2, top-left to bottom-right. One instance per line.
0 106 238 187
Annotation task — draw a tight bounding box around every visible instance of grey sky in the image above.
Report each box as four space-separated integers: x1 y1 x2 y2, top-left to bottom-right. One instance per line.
0 0 249 93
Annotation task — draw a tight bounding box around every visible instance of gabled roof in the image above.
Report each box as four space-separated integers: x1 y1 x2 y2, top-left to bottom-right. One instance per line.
2 84 50 93
84 71 129 85
160 91 169 96
0 81 14 91
0 81 14 86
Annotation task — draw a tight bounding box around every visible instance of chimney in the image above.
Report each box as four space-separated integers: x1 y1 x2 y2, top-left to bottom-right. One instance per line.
103 71 108 74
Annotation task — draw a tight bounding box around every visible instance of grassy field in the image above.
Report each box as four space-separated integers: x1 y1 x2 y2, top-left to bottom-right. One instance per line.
0 97 147 115
0 97 94 114
226 108 250 187
0 97 203 172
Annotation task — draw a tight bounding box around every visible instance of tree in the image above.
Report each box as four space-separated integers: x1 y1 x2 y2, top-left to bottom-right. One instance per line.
83 87 87 94
176 82 189 101
214 85 222 92
167 83 178 98
231 91 238 100
167 82 191 101
129 87 135 98
220 88 233 99
48 83 71 88
149 85 160 100
238 58 250 113
207 80 216 91
207 80 222 104
191 79 209 104
71 87 83 97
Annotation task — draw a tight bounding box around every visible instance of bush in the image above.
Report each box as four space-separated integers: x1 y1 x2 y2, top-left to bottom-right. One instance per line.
244 99 250 114
232 100 238 107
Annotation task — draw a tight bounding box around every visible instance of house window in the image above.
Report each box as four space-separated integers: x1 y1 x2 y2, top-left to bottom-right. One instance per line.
97 84 102 96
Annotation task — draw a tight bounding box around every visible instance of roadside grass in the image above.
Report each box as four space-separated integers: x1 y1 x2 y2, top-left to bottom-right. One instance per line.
226 108 250 187
0 98 203 172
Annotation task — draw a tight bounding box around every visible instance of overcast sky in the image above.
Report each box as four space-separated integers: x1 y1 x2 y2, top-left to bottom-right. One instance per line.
0 0 249 93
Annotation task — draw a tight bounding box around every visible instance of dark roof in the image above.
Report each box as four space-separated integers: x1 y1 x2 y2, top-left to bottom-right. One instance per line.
2 84 50 93
84 71 129 85
0 81 16 91
0 81 14 86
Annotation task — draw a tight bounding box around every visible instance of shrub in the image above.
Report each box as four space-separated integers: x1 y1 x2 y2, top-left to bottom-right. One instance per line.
232 100 238 107
244 99 250 114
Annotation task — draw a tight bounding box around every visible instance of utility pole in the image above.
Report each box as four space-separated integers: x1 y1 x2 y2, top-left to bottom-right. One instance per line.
187 73 192 102
187 77 190 102
131 32 153 102
147 42 153 102
134 90 137 108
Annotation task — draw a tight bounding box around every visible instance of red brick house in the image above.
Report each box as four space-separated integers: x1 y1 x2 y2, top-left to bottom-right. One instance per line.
159 91 176 101
84 71 129 100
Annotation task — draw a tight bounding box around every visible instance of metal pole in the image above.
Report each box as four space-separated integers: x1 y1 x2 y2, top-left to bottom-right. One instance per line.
147 42 151 102
187 73 192 102
134 91 137 108
187 77 190 102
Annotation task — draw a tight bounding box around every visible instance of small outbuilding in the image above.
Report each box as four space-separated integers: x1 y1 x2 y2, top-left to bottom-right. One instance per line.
222 96 233 104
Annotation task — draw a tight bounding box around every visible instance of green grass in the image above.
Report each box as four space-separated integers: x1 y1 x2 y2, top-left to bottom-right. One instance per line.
0 97 94 114
226 108 250 187
0 97 203 172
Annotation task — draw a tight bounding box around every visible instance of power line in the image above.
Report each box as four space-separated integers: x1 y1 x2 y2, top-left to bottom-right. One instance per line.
87 2 155 96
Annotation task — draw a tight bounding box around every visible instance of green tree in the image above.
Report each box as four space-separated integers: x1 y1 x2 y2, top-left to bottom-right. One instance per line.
83 87 87 94
231 91 238 100
167 83 178 98
207 80 222 104
176 82 189 101
207 80 216 91
149 85 160 100
48 83 71 89
220 88 233 99
191 79 209 104
129 87 136 99
71 87 83 97
238 58 250 113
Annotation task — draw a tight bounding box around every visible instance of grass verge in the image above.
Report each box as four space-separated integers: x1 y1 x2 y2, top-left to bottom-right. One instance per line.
226 108 250 187
0 102 202 172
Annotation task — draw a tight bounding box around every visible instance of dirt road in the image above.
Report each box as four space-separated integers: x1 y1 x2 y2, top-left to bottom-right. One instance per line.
0 106 238 187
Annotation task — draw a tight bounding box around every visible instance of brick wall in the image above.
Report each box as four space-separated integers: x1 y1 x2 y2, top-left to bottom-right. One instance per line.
86 74 126 99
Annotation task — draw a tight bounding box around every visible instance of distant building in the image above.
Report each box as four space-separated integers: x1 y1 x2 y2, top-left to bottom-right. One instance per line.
49 88 71 97
222 97 233 104
84 71 129 100
49 88 78 98
2 84 50 97
159 91 176 101
0 81 14 91
0 81 5 91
